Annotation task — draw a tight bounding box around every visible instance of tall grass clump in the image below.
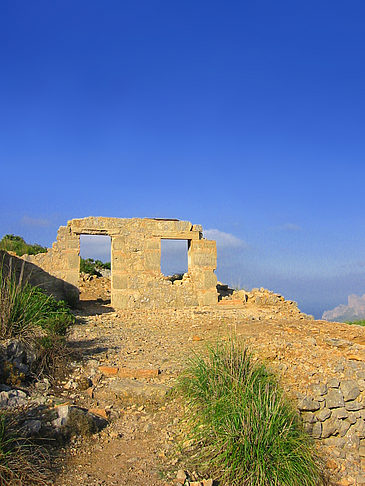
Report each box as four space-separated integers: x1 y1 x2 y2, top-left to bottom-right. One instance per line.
0 412 51 485
177 340 323 486
0 258 74 340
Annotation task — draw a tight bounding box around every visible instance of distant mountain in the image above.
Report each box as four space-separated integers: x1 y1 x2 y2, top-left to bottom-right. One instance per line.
322 294 365 322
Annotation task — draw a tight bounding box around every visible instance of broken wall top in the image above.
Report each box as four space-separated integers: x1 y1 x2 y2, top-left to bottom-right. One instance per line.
67 217 203 239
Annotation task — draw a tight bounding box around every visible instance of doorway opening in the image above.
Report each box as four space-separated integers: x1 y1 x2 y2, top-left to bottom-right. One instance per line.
79 235 111 302
160 239 189 282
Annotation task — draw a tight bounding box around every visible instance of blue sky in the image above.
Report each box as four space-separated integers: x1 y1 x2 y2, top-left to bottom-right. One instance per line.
1 1 365 317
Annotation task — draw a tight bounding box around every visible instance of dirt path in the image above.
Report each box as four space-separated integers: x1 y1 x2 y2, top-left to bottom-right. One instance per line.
53 300 365 485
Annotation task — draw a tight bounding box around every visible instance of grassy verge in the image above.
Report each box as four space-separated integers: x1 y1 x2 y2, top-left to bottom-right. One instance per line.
177 340 324 486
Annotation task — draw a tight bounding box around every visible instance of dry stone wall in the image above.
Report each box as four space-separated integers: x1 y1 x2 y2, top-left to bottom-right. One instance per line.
20 217 218 309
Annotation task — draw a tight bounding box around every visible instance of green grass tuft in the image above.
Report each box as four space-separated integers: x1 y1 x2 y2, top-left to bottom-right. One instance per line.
177 340 324 486
0 260 74 340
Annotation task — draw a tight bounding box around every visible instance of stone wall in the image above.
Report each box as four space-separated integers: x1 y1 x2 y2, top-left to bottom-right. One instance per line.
0 250 79 305
298 374 365 480
20 217 218 309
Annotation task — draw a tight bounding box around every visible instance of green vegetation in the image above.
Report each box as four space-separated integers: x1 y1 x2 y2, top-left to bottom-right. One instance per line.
177 340 323 486
0 259 74 380
80 257 111 275
0 235 47 257
0 412 51 485
0 261 74 340
346 320 365 326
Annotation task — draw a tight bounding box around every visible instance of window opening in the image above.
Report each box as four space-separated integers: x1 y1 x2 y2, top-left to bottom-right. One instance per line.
160 239 188 282
79 235 111 302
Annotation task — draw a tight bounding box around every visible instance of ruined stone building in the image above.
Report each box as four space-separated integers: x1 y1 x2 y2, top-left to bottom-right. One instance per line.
20 217 218 308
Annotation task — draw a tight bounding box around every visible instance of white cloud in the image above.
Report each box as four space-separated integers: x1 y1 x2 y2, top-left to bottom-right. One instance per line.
204 229 248 248
21 216 50 227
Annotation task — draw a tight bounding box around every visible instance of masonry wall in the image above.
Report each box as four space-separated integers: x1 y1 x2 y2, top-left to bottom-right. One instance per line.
0 250 79 305
20 217 218 309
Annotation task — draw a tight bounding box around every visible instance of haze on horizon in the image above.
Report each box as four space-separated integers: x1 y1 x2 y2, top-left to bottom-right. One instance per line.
1 1 365 319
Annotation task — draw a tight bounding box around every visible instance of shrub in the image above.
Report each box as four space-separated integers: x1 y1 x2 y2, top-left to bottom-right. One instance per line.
0 412 51 485
34 333 71 380
177 340 323 486
346 320 365 326
0 235 47 257
80 257 110 276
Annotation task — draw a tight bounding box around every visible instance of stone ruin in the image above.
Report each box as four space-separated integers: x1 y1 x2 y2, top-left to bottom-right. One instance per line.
21 217 218 308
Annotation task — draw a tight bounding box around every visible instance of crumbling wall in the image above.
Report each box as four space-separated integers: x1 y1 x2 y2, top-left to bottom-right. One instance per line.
0 250 79 305
19 217 218 309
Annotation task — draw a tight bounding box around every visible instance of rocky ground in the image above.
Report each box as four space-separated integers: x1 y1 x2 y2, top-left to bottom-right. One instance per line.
2 278 365 485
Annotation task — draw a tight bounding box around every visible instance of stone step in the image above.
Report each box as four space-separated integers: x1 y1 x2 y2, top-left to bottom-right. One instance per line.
94 378 170 406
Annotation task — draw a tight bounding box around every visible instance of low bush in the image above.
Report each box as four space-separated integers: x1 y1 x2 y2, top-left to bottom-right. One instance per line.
177 340 323 486
346 320 365 326
80 257 110 276
0 235 47 257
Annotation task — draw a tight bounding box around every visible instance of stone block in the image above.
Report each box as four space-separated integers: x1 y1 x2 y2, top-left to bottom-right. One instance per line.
298 396 321 412
327 378 340 388
98 366 119 376
145 238 160 250
189 252 217 268
345 400 363 411
112 274 128 290
111 290 130 308
66 252 79 270
197 290 218 306
144 251 161 271
321 418 339 438
312 421 322 438
65 237 80 250
326 389 345 408
332 408 348 420
316 408 331 421
340 380 361 401
112 237 128 251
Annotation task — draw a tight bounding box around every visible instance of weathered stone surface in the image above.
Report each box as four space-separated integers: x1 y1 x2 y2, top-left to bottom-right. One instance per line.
340 380 361 401
332 408 349 420
298 396 320 411
311 383 328 396
326 388 345 408
312 421 322 438
345 400 363 411
107 379 169 402
316 408 331 422
327 378 340 388
0 389 28 408
321 418 339 438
